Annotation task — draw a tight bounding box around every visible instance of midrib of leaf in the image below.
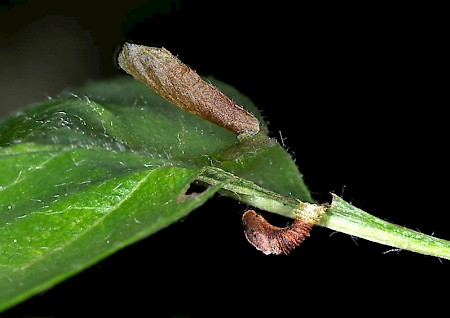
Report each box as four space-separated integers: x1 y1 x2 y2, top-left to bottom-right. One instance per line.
3 167 156 274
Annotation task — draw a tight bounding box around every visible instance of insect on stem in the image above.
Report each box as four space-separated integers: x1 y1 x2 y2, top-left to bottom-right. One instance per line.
242 210 314 255
117 42 260 137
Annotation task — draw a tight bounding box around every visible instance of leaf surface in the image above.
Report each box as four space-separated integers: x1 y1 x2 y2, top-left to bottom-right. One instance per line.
0 76 311 311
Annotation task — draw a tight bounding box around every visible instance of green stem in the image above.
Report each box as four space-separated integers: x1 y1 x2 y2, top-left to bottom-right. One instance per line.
321 194 450 260
198 167 450 260
197 167 325 223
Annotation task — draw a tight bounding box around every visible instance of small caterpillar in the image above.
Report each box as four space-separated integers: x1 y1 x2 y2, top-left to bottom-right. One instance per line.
242 210 313 255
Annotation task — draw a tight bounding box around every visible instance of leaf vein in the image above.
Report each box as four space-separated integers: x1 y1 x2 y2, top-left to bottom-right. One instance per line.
6 168 157 273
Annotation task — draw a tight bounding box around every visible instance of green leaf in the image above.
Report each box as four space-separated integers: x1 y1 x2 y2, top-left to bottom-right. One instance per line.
0 76 311 311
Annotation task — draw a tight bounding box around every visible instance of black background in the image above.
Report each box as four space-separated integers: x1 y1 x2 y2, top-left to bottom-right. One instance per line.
1 1 448 317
